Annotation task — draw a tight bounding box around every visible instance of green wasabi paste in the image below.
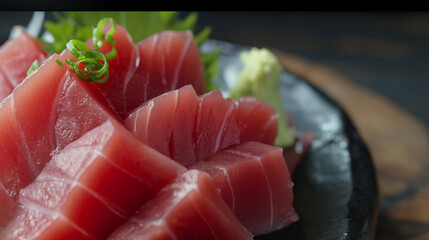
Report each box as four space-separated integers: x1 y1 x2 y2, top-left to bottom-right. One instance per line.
229 47 295 147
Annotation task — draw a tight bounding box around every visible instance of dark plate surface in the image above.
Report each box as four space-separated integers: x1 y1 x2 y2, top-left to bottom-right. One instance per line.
201 40 379 240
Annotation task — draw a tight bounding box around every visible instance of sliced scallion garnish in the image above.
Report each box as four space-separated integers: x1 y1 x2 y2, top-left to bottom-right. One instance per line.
56 18 116 84
26 60 40 76
92 18 117 60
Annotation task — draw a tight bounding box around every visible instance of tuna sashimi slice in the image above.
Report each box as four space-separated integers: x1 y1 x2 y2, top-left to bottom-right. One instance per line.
125 30 205 114
124 85 278 167
107 169 253 240
190 141 299 236
60 24 138 119
0 69 13 102
125 85 200 167
0 53 119 228
0 27 47 101
194 89 240 163
234 96 279 145
61 27 205 119
0 120 186 240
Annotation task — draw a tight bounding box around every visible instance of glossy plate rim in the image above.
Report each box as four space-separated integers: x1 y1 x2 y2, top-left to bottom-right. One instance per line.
201 39 379 240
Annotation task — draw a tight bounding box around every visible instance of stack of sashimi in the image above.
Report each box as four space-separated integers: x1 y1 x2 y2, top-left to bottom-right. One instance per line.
0 20 307 240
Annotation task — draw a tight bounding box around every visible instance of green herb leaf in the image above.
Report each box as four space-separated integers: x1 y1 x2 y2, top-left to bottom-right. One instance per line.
42 12 92 54
193 25 220 91
43 12 201 51
201 48 221 92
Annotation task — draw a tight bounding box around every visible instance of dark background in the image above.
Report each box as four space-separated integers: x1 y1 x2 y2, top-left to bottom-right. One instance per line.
192 12 429 131
0 11 428 132
2 11 427 130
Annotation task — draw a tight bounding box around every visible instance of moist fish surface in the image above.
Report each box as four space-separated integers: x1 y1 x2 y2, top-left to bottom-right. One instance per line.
126 30 205 114
0 53 119 228
190 141 299 235
0 27 47 102
124 85 278 167
61 26 205 120
107 169 253 240
0 120 186 240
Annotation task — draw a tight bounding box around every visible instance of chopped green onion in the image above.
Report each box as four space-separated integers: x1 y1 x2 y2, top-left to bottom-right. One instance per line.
60 18 117 84
92 18 117 60
26 60 40 76
55 59 63 67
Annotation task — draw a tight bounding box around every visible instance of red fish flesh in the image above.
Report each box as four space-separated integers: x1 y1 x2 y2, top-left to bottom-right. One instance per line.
191 141 298 235
61 26 205 120
0 27 47 102
0 53 118 228
124 85 278 167
107 169 253 240
0 120 186 239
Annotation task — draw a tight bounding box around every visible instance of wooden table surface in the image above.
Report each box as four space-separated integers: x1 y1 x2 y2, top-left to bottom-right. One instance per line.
274 51 429 240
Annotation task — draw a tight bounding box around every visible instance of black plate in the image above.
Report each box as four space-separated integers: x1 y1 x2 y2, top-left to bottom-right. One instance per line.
201 40 379 240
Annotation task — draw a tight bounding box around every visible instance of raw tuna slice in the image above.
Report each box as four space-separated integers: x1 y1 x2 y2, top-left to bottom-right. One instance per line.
61 27 205 119
0 53 118 228
60 24 138 119
0 26 47 101
124 85 278 167
190 141 298 235
107 169 253 240
125 30 205 115
0 69 13 102
0 120 186 240
233 96 279 145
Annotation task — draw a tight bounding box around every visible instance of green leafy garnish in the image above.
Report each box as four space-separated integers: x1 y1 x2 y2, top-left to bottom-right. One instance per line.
201 48 221 92
92 17 117 60
63 40 110 83
42 11 219 92
26 60 40 76
57 18 117 84
193 25 220 91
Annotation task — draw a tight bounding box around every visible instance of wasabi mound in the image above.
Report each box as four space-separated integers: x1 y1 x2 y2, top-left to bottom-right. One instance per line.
229 47 295 147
